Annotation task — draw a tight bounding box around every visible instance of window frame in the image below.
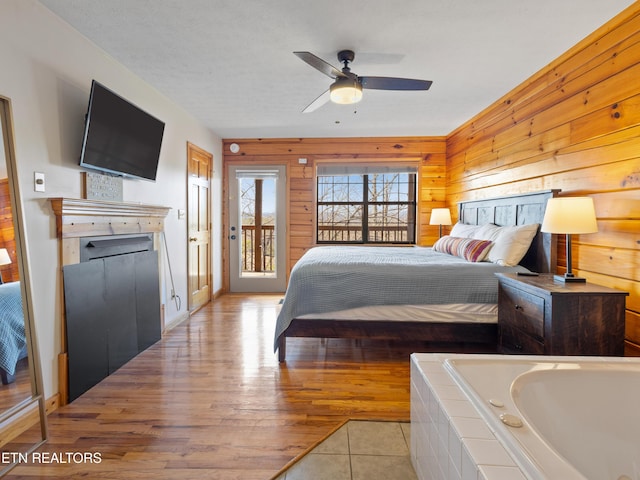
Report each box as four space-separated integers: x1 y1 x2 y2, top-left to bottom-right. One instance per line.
316 169 418 245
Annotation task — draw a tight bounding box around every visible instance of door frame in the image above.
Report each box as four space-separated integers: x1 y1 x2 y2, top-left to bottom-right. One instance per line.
227 164 287 293
186 142 213 312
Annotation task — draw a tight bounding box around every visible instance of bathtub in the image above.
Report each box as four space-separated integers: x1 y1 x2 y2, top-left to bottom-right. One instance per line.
441 355 640 480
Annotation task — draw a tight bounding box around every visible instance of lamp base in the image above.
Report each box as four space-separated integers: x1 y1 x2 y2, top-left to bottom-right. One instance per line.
554 274 586 283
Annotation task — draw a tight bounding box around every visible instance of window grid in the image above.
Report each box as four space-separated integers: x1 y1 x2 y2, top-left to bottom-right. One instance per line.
317 173 416 244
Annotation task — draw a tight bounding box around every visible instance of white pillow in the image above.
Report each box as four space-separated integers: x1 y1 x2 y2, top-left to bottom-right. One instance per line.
486 224 539 266
472 223 502 241
449 222 481 238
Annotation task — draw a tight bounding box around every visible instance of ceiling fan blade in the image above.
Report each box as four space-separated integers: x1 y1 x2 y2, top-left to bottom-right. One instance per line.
360 76 433 91
294 51 345 79
302 89 330 113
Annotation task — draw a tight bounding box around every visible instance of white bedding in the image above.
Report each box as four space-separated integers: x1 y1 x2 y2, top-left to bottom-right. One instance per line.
296 303 498 323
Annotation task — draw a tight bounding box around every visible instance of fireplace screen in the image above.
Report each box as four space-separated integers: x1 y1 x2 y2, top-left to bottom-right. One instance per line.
63 234 161 402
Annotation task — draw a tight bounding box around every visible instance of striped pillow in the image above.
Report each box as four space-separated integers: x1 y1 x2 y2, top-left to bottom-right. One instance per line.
433 236 493 262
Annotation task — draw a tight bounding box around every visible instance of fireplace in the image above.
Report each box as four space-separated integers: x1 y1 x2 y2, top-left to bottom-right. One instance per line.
50 198 170 404
79 233 154 261
63 233 160 402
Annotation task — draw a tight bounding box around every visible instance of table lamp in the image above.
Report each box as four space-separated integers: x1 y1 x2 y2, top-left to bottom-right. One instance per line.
0 248 11 284
429 208 452 238
541 197 598 283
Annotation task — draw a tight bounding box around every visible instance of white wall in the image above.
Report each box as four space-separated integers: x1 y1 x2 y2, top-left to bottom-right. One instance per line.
0 0 223 399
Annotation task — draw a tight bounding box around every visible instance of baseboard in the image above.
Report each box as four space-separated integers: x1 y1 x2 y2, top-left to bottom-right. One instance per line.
57 353 68 406
163 311 190 332
45 393 60 414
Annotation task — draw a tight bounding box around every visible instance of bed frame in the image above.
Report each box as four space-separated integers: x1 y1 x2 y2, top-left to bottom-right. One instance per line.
0 347 27 385
277 189 560 362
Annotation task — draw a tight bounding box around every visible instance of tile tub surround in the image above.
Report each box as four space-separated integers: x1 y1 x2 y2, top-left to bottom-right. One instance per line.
410 354 526 480
412 354 640 480
273 420 417 480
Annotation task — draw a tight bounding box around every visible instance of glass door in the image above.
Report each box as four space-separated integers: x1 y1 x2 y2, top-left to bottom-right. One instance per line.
228 165 286 292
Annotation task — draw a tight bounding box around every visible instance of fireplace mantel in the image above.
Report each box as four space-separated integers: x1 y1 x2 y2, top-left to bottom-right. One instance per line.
49 197 171 239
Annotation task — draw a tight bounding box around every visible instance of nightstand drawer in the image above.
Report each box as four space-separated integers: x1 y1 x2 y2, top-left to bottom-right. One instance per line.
499 324 544 354
496 273 628 356
499 284 544 340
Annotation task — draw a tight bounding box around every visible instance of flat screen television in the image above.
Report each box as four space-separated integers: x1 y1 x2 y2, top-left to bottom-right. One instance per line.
79 80 165 181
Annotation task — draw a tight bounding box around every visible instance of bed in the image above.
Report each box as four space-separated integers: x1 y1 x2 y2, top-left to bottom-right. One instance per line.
275 190 559 361
0 281 27 384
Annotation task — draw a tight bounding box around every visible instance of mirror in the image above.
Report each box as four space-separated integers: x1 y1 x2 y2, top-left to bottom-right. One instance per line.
0 95 47 474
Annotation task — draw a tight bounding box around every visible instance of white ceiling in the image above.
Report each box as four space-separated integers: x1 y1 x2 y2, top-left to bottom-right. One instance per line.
39 0 634 139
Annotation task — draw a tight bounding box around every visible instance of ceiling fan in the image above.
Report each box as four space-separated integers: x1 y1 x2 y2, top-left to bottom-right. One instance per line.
294 50 433 113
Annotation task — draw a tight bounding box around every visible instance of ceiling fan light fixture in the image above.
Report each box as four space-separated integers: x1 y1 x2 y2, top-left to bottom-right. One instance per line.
329 78 363 104
295 50 432 112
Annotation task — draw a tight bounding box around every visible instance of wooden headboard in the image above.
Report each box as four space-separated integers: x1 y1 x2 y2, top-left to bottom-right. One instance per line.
458 189 560 273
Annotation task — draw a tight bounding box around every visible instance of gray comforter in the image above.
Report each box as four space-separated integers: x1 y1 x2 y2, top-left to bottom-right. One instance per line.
0 281 26 375
274 246 527 349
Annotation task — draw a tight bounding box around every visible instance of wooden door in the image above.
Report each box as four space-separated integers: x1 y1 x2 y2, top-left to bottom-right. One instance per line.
187 142 212 312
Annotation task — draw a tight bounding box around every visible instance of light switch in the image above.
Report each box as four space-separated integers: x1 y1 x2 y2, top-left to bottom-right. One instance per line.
34 172 45 192
177 209 186 219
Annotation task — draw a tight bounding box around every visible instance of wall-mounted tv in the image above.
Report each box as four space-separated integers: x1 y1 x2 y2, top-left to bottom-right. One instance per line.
79 80 165 182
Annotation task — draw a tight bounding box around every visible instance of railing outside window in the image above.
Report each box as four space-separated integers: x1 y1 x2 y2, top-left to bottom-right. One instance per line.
317 225 410 243
241 225 275 272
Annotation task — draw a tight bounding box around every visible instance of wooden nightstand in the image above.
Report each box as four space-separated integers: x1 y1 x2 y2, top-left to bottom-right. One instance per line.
496 273 628 356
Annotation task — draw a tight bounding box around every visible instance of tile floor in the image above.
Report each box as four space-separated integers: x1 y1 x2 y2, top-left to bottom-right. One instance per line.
273 420 417 480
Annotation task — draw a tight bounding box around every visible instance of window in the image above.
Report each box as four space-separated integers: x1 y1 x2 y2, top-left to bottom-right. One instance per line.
316 165 417 244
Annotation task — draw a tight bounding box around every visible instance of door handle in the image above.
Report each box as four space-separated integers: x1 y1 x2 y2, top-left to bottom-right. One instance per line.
189 237 198 242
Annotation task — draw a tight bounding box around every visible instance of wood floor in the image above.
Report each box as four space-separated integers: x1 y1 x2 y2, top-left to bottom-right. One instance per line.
0 359 32 413
9 294 443 479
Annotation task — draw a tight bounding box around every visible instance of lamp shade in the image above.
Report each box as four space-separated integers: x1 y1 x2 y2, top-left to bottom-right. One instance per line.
429 208 452 226
329 78 363 104
0 249 11 266
541 197 598 234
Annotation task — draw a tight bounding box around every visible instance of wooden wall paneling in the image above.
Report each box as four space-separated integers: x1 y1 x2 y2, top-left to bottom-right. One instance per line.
0 178 18 283
419 154 447 245
447 76 640 191
446 3 640 353
547 158 639 193
570 94 640 143
568 243 638 282
626 311 640 349
448 130 640 205
226 137 446 157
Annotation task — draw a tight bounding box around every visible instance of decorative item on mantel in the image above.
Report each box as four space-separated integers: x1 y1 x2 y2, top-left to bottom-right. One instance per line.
429 208 452 238
82 171 123 202
541 197 598 283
